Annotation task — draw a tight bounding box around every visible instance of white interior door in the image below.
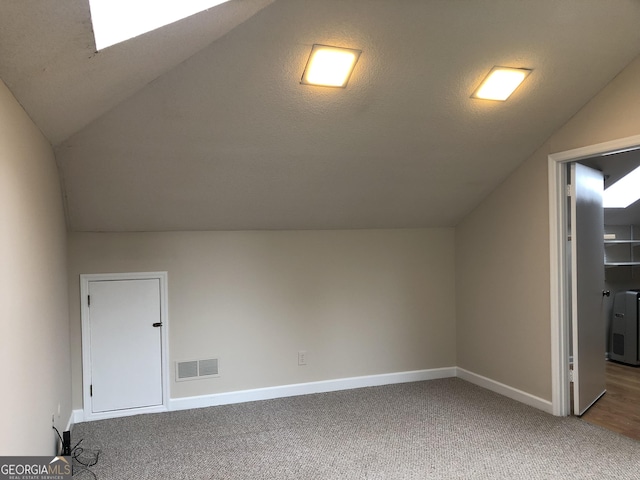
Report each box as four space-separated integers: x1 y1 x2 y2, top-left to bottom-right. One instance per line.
88 278 164 413
570 163 606 416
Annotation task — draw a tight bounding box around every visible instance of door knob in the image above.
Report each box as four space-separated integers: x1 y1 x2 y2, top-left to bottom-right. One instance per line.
152 322 163 327
602 290 610 297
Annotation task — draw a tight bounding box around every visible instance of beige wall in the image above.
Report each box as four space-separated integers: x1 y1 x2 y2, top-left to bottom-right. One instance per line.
456 54 640 400
0 80 70 454
68 228 456 409
15 48 640 434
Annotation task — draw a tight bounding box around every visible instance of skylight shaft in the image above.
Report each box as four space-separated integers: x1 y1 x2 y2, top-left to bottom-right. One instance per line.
603 165 640 208
89 0 233 50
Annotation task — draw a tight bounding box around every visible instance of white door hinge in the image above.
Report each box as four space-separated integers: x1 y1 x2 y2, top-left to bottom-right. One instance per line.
568 369 574 383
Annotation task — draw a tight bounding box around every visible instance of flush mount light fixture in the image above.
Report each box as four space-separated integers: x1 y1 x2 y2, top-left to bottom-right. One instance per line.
603 165 640 208
301 44 362 88
471 66 532 101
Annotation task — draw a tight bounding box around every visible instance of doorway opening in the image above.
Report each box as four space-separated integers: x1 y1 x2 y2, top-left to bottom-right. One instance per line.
549 134 640 421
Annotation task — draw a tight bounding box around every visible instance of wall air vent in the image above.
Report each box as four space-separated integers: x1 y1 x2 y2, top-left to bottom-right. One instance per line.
198 358 219 377
177 360 198 380
176 358 220 382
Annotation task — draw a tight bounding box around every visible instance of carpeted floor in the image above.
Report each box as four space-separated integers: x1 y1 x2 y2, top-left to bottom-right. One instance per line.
72 378 640 479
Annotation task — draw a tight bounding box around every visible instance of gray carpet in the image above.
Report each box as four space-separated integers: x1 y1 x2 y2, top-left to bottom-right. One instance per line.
72 378 640 479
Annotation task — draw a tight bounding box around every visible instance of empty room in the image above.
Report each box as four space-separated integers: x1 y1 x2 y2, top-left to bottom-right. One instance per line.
2 1 640 478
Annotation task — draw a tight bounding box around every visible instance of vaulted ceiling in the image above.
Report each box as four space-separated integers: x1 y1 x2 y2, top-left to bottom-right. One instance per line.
3 0 640 232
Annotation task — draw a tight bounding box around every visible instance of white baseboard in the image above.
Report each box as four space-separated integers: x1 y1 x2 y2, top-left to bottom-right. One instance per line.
73 406 170 424
65 411 76 431
456 367 553 414
72 409 84 426
169 367 457 412
76 366 554 422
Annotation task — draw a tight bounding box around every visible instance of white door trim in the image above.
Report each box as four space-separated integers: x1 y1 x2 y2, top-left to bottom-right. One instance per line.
80 272 170 421
548 134 640 416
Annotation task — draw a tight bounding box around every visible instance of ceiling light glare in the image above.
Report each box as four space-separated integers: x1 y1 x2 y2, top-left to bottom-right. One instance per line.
472 66 532 101
89 0 233 51
603 165 640 208
301 45 362 88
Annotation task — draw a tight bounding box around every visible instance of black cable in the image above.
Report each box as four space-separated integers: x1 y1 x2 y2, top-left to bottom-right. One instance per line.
52 426 63 443
70 438 100 478
54 426 100 478
71 438 83 454
52 426 64 455
72 440 100 468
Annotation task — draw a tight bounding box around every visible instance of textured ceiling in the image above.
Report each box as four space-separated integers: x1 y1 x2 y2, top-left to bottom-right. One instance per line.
3 0 640 232
0 0 275 144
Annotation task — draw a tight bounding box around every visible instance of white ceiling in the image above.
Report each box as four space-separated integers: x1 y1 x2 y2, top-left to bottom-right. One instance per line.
3 0 640 232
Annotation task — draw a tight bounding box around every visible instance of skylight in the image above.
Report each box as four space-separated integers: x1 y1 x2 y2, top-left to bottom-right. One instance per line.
603 165 640 208
89 0 233 51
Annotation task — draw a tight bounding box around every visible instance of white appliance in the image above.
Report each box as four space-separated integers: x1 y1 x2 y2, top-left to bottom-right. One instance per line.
610 290 640 366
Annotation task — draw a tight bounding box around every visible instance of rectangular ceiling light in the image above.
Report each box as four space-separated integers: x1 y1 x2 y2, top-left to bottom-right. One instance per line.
301 44 362 88
472 66 532 101
603 165 640 208
89 0 233 51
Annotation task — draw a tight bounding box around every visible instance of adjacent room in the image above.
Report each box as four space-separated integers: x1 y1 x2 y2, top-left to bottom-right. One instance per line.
575 152 640 437
2 0 640 477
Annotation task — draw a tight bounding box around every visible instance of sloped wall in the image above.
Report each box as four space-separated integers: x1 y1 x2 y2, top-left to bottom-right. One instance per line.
456 55 640 400
0 80 70 454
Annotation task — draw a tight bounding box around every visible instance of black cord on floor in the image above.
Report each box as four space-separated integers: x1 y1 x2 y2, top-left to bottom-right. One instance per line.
53 426 100 478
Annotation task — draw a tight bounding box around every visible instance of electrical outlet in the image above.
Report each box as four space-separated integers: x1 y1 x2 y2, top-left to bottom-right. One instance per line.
298 350 307 366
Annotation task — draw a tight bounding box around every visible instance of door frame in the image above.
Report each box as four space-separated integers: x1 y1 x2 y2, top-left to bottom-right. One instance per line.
80 271 169 421
548 134 640 416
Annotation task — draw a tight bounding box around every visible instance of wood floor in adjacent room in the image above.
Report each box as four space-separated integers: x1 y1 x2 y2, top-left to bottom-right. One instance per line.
581 360 640 441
